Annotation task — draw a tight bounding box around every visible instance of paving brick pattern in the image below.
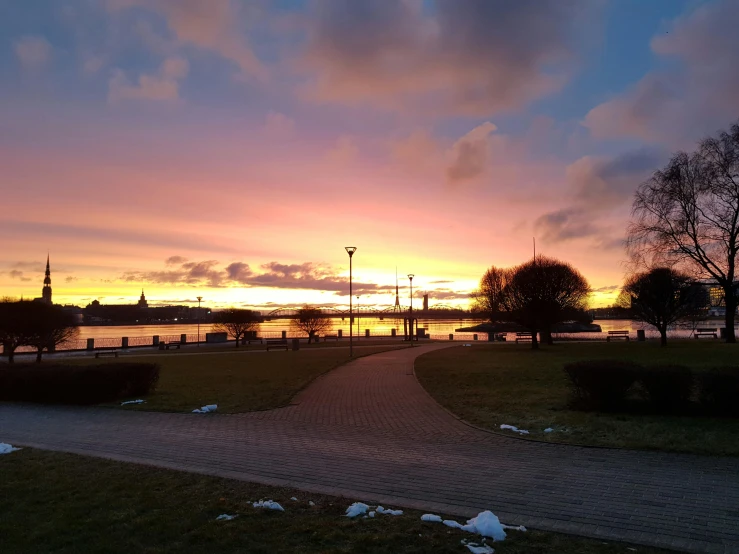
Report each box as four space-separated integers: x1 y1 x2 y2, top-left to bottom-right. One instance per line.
1 344 738 554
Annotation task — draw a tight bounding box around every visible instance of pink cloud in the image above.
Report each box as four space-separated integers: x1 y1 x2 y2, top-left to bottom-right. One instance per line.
299 0 594 116
108 57 189 103
109 0 266 80
13 36 52 70
584 0 739 146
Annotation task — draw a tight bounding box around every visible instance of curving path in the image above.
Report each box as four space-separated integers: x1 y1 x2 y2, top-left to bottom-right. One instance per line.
1 344 738 554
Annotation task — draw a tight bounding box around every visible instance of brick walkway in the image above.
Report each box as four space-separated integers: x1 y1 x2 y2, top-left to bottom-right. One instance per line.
1 344 738 554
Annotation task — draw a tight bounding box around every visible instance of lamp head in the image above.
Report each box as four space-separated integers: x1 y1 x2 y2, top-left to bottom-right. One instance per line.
407 274 414 280
345 246 357 257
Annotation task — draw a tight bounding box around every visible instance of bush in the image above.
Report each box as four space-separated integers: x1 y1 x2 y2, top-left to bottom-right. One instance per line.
637 365 694 413
564 359 641 410
696 368 739 417
0 363 159 405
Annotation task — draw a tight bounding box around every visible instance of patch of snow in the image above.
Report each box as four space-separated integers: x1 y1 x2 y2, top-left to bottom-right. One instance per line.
345 502 370 518
466 511 506 541
290 497 298 501
421 514 442 522
192 404 218 413
500 424 529 435
444 519 464 529
121 399 145 405
376 506 403 516
309 501 315 507
252 500 284 512
463 344 472 347
543 427 554 433
0 443 21 455
502 524 527 532
368 511 375 518
466 543 494 554
216 514 237 521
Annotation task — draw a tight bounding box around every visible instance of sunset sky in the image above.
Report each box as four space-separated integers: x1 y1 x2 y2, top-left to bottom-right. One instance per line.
2 0 738 310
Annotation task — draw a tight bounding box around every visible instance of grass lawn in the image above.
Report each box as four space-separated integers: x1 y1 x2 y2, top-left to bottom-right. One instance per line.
0 449 671 554
415 341 739 456
65 344 410 414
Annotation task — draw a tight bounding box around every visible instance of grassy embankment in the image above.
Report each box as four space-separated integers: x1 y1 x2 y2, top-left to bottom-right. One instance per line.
415 341 739 456
61 344 411 413
0 449 671 554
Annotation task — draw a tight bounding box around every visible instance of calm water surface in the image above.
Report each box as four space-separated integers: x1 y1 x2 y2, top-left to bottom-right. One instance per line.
72 317 732 342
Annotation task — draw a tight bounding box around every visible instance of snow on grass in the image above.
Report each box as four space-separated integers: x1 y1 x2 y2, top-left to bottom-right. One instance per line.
465 543 494 554
192 404 217 413
345 502 370 518
368 511 375 518
290 497 298 501
0 443 21 455
421 514 442 522
252 500 284 511
376 506 403 516
216 514 237 521
120 399 145 405
502 524 527 532
543 427 554 433
500 424 529 435
466 511 506 541
308 501 315 506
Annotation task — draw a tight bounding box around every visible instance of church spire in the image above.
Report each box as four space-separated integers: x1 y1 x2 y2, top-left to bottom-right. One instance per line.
42 253 52 304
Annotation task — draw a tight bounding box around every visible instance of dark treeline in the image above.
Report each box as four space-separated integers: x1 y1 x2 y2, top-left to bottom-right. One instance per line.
0 300 79 363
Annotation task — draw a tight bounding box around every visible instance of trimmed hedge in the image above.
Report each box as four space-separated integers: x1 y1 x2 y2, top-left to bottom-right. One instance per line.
564 360 739 417
564 359 641 410
697 368 739 417
0 363 159 405
637 365 693 413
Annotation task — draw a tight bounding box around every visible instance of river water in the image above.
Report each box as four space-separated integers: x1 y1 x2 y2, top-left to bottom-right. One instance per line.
57 317 733 348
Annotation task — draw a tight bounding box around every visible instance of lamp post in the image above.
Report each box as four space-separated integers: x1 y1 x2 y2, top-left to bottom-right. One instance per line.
356 295 360 339
196 296 202 347
408 274 414 342
345 247 357 356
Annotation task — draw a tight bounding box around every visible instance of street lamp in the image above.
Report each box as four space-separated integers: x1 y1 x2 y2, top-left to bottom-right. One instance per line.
196 296 203 347
408 274 414 342
345 247 357 356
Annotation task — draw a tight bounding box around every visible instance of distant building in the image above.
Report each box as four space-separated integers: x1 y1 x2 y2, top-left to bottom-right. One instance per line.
34 254 53 305
422 293 429 311
137 289 148 308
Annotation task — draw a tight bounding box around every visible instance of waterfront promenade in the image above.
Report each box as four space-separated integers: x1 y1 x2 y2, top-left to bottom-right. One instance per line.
1 345 737 553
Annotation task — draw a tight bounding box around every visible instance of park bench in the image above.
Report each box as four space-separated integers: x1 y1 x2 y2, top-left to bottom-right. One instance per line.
607 330 630 342
246 338 264 344
695 328 718 339
94 350 119 358
165 342 182 350
514 332 532 343
324 335 339 341
266 339 289 351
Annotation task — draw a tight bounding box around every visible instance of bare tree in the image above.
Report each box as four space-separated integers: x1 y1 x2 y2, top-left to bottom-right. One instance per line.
617 268 704 347
627 121 739 342
0 300 30 364
291 306 331 343
470 266 511 322
212 309 261 348
26 303 80 363
501 256 591 349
